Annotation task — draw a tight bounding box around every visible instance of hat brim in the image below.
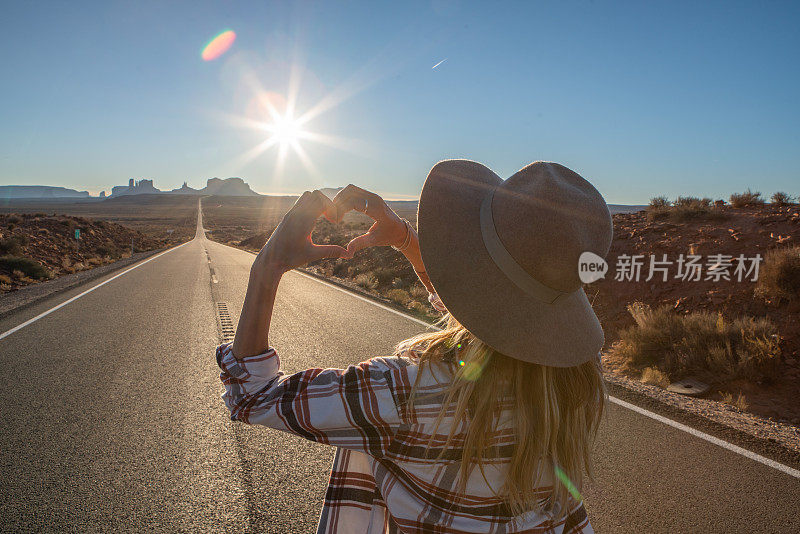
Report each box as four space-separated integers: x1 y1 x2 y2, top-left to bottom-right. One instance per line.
417 160 604 367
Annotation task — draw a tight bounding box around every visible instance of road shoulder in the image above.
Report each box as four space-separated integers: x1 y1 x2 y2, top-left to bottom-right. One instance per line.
0 249 165 319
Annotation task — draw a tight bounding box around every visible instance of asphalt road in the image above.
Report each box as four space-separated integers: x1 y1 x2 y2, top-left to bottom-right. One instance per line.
1 200 799 533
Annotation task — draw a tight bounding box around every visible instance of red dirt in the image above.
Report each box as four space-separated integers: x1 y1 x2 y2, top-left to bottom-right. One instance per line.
207 201 800 425
592 204 800 423
0 212 166 292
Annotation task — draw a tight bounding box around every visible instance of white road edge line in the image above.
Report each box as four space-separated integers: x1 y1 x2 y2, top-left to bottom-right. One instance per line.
0 242 190 342
294 266 800 479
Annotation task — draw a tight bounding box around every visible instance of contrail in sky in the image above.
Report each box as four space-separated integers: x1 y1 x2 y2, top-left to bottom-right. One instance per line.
432 58 447 69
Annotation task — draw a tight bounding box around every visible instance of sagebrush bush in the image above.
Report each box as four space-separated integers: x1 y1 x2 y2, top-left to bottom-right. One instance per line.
0 236 27 255
386 288 411 306
673 196 712 208
409 283 429 300
0 255 51 280
756 246 800 302
332 261 350 277
96 244 120 258
355 272 378 290
729 189 764 208
609 302 780 382
649 196 670 209
770 191 795 205
646 195 725 223
641 367 670 387
374 267 400 286
719 391 749 411
391 277 406 289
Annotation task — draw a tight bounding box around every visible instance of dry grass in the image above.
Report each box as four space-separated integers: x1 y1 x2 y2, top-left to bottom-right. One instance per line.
386 288 412 305
646 196 724 222
719 391 749 411
409 283 428 299
0 274 12 284
640 367 670 387
729 189 764 208
649 196 670 209
756 246 800 302
355 272 378 290
0 256 51 280
609 302 780 382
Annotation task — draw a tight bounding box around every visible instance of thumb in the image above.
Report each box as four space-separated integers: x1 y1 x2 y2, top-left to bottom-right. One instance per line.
346 232 379 254
308 244 352 262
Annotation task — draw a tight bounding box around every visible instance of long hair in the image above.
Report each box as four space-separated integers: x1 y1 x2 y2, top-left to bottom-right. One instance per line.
397 314 605 519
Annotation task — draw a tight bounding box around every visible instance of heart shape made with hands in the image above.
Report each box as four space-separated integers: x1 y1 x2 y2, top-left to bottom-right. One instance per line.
327 186 408 256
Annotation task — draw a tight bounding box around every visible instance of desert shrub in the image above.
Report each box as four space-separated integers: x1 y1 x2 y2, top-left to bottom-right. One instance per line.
609 302 780 382
0 256 51 280
756 246 800 302
0 236 27 255
6 215 21 224
38 228 49 235
332 261 350 277
770 192 795 205
649 196 670 209
408 301 427 313
374 267 400 286
391 277 406 289
96 244 120 258
386 288 411 306
673 196 712 208
719 391 749 411
646 197 725 223
86 256 103 266
0 273 12 284
355 272 378 290
729 189 764 208
409 283 429 300
641 367 670 388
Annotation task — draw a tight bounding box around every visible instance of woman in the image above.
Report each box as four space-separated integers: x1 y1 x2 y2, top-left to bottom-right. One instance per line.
217 160 613 533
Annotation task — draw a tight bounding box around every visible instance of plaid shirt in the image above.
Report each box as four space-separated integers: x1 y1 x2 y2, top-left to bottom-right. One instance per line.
216 342 592 533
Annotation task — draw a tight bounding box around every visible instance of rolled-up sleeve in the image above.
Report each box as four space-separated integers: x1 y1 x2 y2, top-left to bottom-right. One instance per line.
216 343 404 458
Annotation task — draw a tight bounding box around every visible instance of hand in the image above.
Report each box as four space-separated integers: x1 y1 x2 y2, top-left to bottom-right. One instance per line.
332 184 407 254
254 190 351 275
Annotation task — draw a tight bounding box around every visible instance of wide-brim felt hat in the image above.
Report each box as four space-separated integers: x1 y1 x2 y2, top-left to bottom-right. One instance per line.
417 160 613 367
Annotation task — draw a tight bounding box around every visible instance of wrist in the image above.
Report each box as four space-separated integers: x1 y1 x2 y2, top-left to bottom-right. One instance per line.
250 254 285 283
391 219 415 252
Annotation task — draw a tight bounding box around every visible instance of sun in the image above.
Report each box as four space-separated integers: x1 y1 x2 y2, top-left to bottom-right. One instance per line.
264 112 304 147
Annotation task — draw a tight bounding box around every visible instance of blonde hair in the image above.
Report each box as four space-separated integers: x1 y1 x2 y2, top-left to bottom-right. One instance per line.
398 314 605 519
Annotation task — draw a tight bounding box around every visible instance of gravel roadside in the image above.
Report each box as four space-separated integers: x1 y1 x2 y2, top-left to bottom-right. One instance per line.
0 249 165 320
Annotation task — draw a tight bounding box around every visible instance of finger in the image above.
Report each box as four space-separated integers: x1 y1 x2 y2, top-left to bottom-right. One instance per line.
307 244 352 262
333 184 383 222
333 190 369 222
346 231 380 254
311 190 338 222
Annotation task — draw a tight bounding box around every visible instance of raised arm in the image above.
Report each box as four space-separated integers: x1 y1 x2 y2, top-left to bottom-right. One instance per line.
332 184 436 295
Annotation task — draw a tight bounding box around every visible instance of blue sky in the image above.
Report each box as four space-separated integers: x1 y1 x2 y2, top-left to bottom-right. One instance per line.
1 1 798 203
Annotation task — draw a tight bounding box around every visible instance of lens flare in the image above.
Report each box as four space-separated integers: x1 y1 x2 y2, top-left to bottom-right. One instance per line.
202 30 236 61
554 465 582 501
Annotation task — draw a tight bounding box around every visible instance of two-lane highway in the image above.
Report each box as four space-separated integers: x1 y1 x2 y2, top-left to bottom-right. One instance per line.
1 200 798 532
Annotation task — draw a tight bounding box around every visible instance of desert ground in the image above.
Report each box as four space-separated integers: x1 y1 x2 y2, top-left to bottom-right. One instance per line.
0 195 197 291
201 193 800 427
2 192 798 427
